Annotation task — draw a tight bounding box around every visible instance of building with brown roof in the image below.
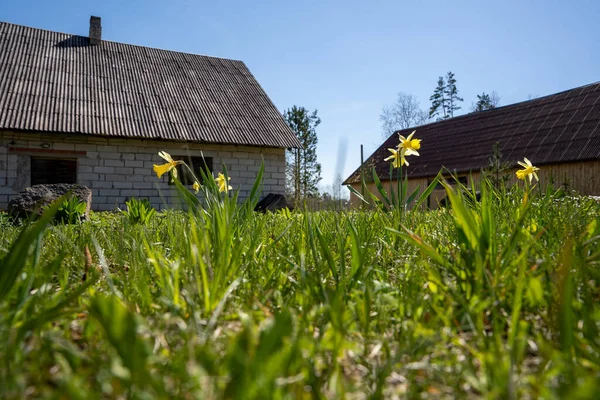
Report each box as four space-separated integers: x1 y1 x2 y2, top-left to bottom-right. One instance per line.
344 82 600 206
0 17 299 210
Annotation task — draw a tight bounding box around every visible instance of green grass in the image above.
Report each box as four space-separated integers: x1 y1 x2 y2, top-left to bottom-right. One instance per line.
0 178 599 399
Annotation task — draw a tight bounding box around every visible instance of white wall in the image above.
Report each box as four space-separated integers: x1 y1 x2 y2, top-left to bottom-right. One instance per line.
0 131 286 211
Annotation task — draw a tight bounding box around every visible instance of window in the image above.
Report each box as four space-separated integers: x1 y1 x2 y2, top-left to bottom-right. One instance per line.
31 157 77 185
172 156 213 186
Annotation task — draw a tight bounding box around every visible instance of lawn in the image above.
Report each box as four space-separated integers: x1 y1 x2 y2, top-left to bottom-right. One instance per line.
0 173 599 399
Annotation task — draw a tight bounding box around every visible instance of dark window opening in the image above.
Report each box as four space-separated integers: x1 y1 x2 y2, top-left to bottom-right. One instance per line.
171 156 213 186
31 157 77 185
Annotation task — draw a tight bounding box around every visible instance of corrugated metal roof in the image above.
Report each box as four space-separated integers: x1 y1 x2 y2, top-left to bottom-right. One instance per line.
0 21 301 148
344 82 600 184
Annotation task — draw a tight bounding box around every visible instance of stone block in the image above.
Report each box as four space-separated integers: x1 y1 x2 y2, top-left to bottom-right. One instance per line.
132 182 153 189
91 181 113 189
104 159 125 167
75 144 97 151
221 157 239 165
78 158 100 167
106 196 126 206
135 153 152 161
103 189 122 197
53 143 75 151
79 173 100 181
125 160 144 168
94 166 115 174
112 181 133 189
0 186 14 195
101 152 122 160
144 175 160 183
118 145 139 153
104 174 127 182
114 167 134 175
120 189 140 197
78 165 94 173
96 203 115 211
126 174 145 182
138 169 156 177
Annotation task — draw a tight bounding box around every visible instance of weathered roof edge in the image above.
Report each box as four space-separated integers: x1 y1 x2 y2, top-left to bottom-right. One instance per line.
0 20 302 149
0 20 247 64
0 127 300 149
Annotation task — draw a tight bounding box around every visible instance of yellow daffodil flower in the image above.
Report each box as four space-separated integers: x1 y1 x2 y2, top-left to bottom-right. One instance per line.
516 158 540 183
192 181 200 193
398 130 421 156
384 147 408 168
215 172 232 192
153 151 183 178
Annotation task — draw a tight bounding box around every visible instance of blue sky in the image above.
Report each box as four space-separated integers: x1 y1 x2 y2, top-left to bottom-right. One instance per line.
2 0 599 191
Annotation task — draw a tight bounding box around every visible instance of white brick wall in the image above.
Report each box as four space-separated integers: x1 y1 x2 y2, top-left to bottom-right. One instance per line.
0 131 287 211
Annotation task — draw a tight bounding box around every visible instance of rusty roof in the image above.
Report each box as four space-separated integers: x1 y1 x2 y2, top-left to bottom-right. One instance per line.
0 21 300 148
344 82 600 184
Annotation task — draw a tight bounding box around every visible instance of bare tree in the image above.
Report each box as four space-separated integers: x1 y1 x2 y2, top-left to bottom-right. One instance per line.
380 92 429 139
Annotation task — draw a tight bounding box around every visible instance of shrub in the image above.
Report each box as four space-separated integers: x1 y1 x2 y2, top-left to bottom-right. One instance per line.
121 198 156 225
47 196 87 224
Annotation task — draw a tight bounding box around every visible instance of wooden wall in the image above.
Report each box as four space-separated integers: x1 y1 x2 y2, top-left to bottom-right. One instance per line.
348 160 600 208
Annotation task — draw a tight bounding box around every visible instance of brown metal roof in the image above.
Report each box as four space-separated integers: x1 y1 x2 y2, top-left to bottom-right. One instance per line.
0 21 301 148
344 82 600 184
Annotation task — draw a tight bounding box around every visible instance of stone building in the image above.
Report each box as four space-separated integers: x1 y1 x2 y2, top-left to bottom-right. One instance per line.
0 17 299 210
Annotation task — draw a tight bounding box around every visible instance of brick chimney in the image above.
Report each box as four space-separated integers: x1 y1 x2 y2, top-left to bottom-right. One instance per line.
89 16 102 45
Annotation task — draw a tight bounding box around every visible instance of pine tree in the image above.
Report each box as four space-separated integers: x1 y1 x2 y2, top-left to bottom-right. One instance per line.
443 71 463 118
472 91 500 112
283 106 322 203
429 77 448 120
483 142 510 188
429 72 464 120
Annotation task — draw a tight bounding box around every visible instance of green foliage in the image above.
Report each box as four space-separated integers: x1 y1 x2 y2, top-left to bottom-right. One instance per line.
473 91 500 112
429 71 464 120
48 196 87 225
121 198 156 225
349 165 441 214
0 169 599 398
483 141 511 188
283 106 322 202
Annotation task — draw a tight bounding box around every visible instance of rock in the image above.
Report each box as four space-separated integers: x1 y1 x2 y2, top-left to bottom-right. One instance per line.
8 183 92 220
254 193 292 213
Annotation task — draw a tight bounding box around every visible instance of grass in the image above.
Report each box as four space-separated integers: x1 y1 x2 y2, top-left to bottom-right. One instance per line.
0 174 599 399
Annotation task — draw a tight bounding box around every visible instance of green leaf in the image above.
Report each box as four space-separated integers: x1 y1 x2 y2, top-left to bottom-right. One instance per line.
526 276 544 306
88 294 151 386
371 167 391 210
0 197 61 302
414 170 442 209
